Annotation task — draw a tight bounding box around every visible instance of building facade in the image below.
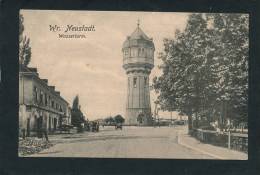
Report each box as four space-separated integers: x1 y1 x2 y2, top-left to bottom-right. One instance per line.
122 22 155 125
19 66 71 137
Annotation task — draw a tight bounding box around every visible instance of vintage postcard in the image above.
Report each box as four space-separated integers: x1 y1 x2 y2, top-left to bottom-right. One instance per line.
18 10 248 159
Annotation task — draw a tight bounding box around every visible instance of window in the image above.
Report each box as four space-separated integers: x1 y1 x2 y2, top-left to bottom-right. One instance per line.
45 93 48 106
51 100 54 108
138 48 145 57
34 87 38 102
141 48 144 56
133 77 137 88
131 49 134 57
125 49 129 56
40 91 43 104
48 96 51 106
131 48 137 57
138 48 141 56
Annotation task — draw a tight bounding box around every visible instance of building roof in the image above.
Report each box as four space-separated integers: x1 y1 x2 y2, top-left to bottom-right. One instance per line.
19 65 69 105
122 22 154 49
129 26 150 40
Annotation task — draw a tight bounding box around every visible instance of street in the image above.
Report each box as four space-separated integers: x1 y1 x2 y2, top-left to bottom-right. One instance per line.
28 126 214 159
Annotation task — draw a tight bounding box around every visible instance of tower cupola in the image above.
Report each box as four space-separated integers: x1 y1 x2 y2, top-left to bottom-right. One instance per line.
122 21 155 73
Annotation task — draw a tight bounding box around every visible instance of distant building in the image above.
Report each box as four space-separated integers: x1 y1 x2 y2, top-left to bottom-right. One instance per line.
19 66 71 137
122 21 155 125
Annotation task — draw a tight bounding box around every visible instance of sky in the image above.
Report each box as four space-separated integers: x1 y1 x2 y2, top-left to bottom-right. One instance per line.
21 10 189 120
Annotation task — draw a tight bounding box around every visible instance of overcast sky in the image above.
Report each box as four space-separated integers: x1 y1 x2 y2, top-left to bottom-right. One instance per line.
21 10 189 120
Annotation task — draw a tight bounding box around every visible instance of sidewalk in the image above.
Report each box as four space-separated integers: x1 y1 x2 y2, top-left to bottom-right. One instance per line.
177 128 248 160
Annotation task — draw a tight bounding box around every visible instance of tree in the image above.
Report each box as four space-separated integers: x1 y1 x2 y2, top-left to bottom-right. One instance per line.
71 95 85 127
114 115 125 124
153 13 248 132
210 14 249 127
104 116 114 125
153 14 211 130
19 14 32 67
72 95 79 110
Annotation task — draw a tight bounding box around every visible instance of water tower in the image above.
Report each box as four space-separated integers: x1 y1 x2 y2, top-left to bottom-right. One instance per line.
122 21 155 125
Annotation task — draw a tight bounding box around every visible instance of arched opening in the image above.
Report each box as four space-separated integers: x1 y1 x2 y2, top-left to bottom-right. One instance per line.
48 116 52 131
133 77 137 88
137 113 144 125
36 116 43 138
26 118 30 137
54 118 57 130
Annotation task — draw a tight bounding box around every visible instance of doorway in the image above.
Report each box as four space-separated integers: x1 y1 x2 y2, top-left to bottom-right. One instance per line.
49 116 51 131
137 113 144 124
26 118 30 137
54 118 57 130
36 116 43 138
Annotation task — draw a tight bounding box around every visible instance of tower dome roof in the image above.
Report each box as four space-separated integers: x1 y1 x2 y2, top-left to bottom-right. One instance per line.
123 22 154 49
129 26 150 40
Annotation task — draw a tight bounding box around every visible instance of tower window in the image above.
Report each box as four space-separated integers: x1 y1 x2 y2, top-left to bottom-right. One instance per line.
144 77 147 87
131 49 135 57
138 48 145 57
141 48 144 56
125 49 129 56
133 77 137 88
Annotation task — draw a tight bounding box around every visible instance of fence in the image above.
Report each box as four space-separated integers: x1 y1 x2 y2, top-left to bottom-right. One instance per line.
191 129 248 153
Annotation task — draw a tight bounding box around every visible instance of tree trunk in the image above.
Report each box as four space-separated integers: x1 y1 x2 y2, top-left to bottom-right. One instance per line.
188 115 193 134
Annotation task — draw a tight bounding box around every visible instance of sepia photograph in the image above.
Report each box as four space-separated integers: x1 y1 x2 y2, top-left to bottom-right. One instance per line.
18 10 248 159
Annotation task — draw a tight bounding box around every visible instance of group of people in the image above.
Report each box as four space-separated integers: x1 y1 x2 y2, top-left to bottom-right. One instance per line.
85 121 100 132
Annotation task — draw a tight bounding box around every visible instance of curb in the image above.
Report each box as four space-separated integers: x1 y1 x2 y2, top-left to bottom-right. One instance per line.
177 131 225 159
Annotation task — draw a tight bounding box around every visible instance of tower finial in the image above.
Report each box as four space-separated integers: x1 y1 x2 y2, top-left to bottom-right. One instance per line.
137 19 140 28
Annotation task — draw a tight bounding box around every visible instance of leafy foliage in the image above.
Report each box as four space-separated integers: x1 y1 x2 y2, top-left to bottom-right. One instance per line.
72 95 79 110
104 116 115 124
71 95 85 127
114 115 125 124
153 13 248 130
104 115 125 124
19 14 32 67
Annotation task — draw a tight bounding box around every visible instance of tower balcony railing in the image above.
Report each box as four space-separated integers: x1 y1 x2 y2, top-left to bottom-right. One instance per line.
123 57 154 66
